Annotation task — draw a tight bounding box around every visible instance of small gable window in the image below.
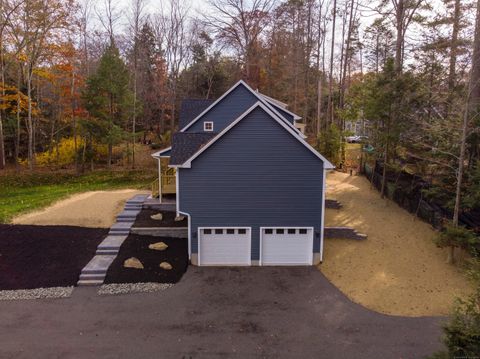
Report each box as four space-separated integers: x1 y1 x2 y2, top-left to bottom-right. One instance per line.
204 121 213 131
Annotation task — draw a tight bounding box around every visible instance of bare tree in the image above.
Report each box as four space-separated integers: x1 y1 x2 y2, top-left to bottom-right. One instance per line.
156 0 189 132
96 0 120 46
203 0 275 86
8 0 74 170
128 0 146 168
0 0 23 170
326 0 337 126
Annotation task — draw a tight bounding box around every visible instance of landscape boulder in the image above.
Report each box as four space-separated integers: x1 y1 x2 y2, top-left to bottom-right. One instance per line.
150 213 163 221
148 242 168 251
159 262 173 270
124 257 144 269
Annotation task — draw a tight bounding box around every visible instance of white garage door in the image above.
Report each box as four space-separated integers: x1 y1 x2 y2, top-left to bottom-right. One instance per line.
198 227 251 266
261 227 313 265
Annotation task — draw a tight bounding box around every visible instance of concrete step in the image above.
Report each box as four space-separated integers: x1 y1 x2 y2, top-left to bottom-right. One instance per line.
109 222 133 236
125 203 142 211
79 273 106 281
81 255 116 275
130 227 188 238
98 235 127 249
96 249 118 255
77 279 104 286
116 217 135 223
108 231 130 236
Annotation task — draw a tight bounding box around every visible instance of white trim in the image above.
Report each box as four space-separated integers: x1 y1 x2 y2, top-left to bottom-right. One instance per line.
178 210 191 259
180 80 304 138
261 95 302 121
176 169 180 217
259 93 288 108
320 169 326 262
180 80 245 132
198 226 252 266
151 146 171 158
259 226 314 266
203 121 214 132
176 101 334 169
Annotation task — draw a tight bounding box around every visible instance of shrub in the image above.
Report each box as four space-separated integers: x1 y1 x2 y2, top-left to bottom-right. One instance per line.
434 223 479 259
316 124 342 166
34 137 84 167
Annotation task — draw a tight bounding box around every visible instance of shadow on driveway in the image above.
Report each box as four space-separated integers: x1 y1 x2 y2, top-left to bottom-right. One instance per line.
0 266 443 358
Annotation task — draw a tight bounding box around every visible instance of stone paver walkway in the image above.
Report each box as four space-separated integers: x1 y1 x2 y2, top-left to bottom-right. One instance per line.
77 194 148 286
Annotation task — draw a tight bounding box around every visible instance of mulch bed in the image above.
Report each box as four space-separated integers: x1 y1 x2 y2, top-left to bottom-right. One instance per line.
104 234 188 284
0 224 107 290
133 209 188 228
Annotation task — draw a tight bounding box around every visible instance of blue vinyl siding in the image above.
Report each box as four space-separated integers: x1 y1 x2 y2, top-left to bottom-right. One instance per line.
178 106 324 260
186 84 258 133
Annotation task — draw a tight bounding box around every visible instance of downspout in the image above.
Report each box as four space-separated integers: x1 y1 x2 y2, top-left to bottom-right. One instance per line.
178 210 192 260
320 168 327 263
157 157 162 204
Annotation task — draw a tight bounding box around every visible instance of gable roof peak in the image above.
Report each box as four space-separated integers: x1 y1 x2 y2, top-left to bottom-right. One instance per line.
172 100 334 170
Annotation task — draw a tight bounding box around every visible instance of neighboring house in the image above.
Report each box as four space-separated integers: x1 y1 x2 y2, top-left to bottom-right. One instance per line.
345 119 371 137
152 80 334 266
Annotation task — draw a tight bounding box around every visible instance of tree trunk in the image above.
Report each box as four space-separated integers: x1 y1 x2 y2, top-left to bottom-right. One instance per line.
0 30 4 170
448 0 480 264
26 67 34 170
108 94 113 169
72 69 78 173
15 67 21 171
394 0 405 73
380 139 389 199
448 0 460 95
326 0 337 127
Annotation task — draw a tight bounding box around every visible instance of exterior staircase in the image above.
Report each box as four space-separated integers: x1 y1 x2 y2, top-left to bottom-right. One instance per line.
77 194 147 286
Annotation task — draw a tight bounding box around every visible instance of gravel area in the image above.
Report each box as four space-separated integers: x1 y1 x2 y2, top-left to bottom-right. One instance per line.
12 189 148 228
322 171 473 316
98 282 173 296
0 286 73 301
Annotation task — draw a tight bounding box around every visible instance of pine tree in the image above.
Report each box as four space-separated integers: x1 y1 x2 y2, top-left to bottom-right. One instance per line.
82 44 132 168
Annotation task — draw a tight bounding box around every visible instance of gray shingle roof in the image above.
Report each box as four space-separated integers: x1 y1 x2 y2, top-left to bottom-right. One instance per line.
179 99 215 129
169 132 217 165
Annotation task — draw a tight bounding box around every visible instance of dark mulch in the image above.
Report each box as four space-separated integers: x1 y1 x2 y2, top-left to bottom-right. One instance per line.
104 234 188 284
133 209 188 228
0 224 107 290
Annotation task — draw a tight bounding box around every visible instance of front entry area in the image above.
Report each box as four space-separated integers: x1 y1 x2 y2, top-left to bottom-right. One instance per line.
198 227 251 266
260 227 313 265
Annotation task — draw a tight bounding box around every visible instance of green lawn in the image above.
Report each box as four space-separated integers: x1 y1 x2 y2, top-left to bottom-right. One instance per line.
0 169 156 223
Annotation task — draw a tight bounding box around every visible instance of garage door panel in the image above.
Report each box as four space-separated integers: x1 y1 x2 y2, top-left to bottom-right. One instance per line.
199 228 251 266
261 228 313 265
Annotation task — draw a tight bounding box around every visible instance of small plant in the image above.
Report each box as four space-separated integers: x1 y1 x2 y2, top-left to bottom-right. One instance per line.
428 259 480 358
434 222 479 264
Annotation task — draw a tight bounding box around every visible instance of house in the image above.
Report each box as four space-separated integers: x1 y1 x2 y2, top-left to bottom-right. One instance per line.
152 80 334 266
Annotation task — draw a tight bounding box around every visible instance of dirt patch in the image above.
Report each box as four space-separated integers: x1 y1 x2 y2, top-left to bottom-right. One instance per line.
133 209 188 228
104 234 188 284
12 189 148 228
320 171 473 316
0 224 106 290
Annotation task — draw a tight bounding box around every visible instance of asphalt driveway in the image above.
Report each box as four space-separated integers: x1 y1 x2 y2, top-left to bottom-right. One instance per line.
0 267 443 358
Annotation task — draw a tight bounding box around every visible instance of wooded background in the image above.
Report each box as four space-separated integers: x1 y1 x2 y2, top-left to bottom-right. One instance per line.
0 0 479 229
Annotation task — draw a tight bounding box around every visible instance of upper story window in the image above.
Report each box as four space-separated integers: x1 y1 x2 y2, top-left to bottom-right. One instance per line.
204 121 213 132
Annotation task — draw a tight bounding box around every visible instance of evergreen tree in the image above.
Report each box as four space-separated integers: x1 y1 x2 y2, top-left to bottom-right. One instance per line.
82 44 132 168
